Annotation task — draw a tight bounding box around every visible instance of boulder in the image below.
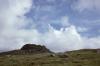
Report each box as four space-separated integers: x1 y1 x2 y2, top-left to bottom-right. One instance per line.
21 44 51 53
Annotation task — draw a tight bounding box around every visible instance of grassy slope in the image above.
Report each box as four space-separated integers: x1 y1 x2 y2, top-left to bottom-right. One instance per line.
0 49 100 66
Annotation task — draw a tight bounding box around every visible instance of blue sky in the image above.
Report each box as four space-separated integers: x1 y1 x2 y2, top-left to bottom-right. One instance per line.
0 0 100 52
25 0 100 37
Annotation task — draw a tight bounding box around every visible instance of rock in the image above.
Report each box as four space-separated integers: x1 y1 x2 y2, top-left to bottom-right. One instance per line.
96 49 100 53
20 44 51 53
0 44 52 55
57 53 68 58
6 55 11 57
49 54 56 57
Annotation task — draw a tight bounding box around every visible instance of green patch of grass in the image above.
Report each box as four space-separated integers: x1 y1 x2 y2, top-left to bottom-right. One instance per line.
0 49 100 66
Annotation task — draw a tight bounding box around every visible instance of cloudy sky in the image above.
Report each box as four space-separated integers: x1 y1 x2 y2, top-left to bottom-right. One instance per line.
0 0 100 52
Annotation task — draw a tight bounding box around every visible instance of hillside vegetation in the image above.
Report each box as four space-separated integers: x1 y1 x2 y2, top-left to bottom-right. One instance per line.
0 44 100 66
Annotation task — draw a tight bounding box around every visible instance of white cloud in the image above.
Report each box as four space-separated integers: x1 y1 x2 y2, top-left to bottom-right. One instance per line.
72 0 100 12
42 25 84 52
0 0 33 51
42 25 100 52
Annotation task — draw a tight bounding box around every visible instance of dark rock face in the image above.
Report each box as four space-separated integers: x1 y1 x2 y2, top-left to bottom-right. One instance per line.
21 44 44 50
0 44 51 55
21 44 51 53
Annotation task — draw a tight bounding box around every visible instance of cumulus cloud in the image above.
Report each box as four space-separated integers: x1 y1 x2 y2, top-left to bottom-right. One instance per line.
43 25 84 52
0 0 33 51
0 0 100 53
43 25 100 52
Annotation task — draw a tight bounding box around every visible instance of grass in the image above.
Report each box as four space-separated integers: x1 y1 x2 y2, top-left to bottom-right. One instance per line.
0 49 100 66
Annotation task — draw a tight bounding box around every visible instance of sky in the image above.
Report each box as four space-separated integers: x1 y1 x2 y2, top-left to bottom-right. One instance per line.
0 0 100 52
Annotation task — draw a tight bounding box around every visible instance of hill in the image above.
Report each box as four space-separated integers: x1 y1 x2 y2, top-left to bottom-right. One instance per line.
0 44 51 55
0 46 100 66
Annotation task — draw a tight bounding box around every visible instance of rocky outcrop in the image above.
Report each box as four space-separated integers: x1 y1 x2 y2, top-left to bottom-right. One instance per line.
21 44 51 53
0 44 51 55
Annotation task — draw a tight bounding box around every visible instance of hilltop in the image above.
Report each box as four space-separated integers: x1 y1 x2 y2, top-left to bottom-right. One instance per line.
0 45 100 66
0 44 52 55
